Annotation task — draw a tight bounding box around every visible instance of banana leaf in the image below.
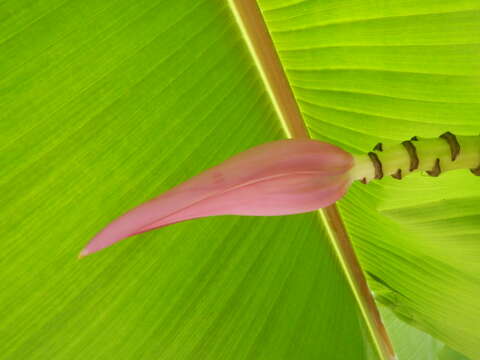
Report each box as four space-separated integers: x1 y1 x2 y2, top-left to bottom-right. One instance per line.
1 0 479 359
259 0 480 358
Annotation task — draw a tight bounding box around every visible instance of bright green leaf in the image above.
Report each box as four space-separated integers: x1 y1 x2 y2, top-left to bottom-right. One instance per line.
1 1 379 359
439 346 471 360
4 0 480 358
259 0 480 358
379 305 443 360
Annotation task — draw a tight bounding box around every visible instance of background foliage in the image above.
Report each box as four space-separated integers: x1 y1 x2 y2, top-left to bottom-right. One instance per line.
1 0 479 359
1 1 375 359
259 0 480 358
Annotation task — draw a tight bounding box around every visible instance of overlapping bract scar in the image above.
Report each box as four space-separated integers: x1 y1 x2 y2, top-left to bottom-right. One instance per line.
352 131 480 182
80 132 479 257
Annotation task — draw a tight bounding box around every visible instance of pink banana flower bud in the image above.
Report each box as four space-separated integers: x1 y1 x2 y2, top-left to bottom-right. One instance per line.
80 139 354 257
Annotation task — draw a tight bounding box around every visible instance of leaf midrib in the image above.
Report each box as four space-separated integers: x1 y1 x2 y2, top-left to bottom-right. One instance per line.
227 1 396 359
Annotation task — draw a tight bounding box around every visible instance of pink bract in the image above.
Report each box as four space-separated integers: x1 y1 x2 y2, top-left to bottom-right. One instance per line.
80 139 353 257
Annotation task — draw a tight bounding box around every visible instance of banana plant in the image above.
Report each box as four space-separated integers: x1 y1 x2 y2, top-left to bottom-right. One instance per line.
1 0 479 359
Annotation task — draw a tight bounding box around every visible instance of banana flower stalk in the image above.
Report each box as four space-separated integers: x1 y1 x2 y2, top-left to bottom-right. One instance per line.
80 132 480 257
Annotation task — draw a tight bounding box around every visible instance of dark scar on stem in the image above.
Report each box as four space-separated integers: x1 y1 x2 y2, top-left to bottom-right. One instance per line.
368 152 383 179
373 142 383 152
439 131 460 161
470 133 480 175
392 137 416 179
401 140 419 171
427 158 441 177
471 166 480 176
391 168 402 180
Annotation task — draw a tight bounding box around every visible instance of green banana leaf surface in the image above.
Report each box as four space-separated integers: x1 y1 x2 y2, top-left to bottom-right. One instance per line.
1 0 479 359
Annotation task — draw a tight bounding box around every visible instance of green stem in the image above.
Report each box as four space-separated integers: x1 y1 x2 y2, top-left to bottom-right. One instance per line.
349 133 480 183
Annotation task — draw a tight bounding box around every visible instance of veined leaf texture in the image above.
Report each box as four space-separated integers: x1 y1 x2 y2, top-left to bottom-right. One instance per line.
1 1 479 359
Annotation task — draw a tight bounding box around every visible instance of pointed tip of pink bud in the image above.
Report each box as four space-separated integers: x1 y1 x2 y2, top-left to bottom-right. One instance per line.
81 139 353 256
78 248 90 259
